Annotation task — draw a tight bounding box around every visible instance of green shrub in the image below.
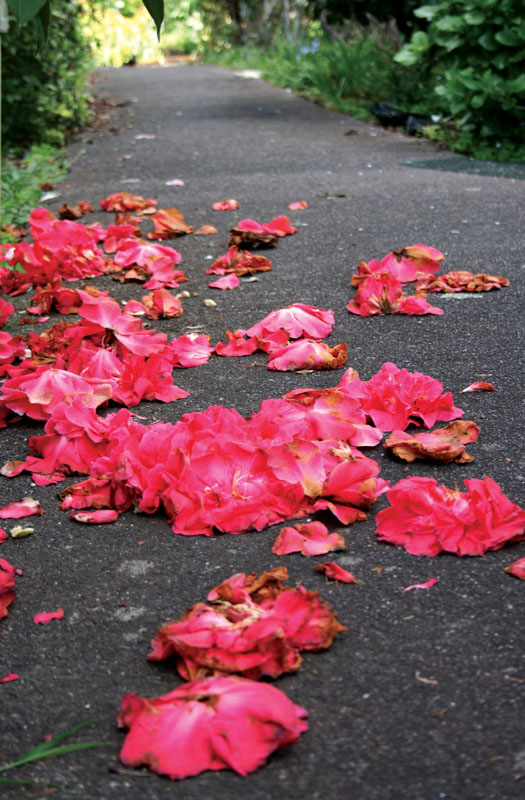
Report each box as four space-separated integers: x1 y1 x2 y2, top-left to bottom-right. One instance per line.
1 0 92 152
395 1 525 155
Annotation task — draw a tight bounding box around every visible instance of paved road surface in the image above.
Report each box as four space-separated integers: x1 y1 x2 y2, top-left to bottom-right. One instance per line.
1 63 524 799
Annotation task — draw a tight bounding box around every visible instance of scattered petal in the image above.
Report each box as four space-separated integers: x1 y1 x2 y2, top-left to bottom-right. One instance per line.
134 133 156 139
0 672 19 683
204 298 217 307
33 608 64 624
313 562 357 583
0 498 44 519
194 225 219 235
165 179 185 186
208 274 240 290
272 522 346 556
212 199 239 211
71 510 120 523
504 558 525 580
288 201 308 210
459 382 495 393
147 208 194 239
402 577 437 592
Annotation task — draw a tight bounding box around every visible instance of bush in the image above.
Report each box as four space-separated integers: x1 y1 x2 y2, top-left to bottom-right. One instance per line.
1 0 91 152
395 1 525 155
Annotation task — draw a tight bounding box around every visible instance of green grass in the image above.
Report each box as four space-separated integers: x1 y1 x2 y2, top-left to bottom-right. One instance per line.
1 144 69 241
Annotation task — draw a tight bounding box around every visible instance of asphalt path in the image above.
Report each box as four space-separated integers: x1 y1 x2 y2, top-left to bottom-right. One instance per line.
1 63 524 800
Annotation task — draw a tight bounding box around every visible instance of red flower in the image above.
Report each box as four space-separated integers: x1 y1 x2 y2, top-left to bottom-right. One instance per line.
118 676 308 779
207 246 272 276
212 199 239 211
313 562 357 583
376 476 525 556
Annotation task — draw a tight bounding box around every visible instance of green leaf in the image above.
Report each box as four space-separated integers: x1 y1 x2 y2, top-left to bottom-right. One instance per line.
33 0 50 45
143 0 164 40
412 31 429 51
414 4 441 20
393 46 417 67
494 29 521 47
435 15 464 33
464 11 485 25
478 32 497 50
7 0 47 26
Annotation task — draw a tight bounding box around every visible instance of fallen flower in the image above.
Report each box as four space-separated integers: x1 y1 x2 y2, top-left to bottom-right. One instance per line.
0 528 7 543
348 274 443 317
267 340 347 371
208 274 240 290
272 521 346 556
147 208 194 239
504 558 525 580
33 608 64 624
118 676 308 779
244 303 334 340
212 199 239 211
288 201 308 210
229 219 278 248
376 475 525 556
207 246 272 276
313 562 357 583
0 673 19 683
459 382 495 393
0 297 15 327
100 192 156 214
214 330 259 357
380 244 444 282
0 498 44 519
0 558 16 619
402 577 437 592
148 567 346 679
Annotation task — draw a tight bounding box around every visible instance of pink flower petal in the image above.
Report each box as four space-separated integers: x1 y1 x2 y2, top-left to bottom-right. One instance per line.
0 498 44 519
0 558 16 619
0 673 19 683
165 179 185 186
504 557 525 580
208 274 240 290
402 577 437 592
212 199 239 211
118 676 308 779
288 201 308 210
71 510 120 524
313 562 357 583
0 528 7 544
34 608 64 624
272 522 346 557
459 382 496 393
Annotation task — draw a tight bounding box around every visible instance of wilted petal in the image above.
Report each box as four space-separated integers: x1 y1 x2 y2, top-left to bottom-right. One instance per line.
147 208 194 239
33 608 64 624
288 201 308 210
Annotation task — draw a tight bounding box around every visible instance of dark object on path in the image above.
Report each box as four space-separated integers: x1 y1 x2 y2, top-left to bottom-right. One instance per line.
370 103 432 135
